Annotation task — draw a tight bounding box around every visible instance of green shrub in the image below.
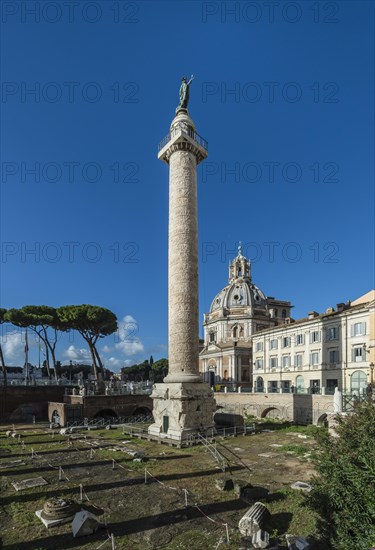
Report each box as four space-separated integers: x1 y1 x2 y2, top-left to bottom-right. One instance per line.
309 402 375 549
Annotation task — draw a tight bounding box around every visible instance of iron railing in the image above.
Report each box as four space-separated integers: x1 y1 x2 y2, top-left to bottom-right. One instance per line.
158 125 208 152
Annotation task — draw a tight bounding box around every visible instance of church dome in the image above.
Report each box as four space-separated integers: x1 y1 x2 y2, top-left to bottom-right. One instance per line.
209 243 268 313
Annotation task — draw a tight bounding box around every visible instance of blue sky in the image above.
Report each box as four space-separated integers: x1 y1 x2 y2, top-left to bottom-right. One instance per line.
1 1 374 370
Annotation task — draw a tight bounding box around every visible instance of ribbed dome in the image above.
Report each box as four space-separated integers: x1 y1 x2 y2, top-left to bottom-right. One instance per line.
209 243 267 313
210 281 267 312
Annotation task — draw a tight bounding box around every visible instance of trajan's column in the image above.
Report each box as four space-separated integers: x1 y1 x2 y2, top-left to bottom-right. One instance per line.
148 76 216 442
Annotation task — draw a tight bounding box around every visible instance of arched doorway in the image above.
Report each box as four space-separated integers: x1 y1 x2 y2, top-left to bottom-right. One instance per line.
296 375 304 394
133 407 152 420
316 413 328 427
261 407 281 419
256 376 264 392
51 410 60 427
93 409 117 420
351 370 367 396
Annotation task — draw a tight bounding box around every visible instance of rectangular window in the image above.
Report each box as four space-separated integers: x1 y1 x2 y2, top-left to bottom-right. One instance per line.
282 336 291 348
295 354 303 367
326 379 338 394
255 358 263 369
255 341 263 352
327 327 338 340
268 380 278 393
269 339 278 350
310 331 321 343
282 355 290 368
296 333 304 345
311 352 319 365
352 347 364 362
209 332 216 343
329 349 339 364
269 357 278 369
351 322 366 336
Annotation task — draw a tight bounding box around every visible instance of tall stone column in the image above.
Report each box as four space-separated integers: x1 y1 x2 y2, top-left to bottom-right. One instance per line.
148 108 216 442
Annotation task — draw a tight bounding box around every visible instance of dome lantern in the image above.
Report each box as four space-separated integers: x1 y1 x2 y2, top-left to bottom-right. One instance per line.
229 240 251 283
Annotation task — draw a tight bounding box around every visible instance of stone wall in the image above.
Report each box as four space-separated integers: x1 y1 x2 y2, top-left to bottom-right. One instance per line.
48 394 153 426
214 392 334 425
0 386 67 422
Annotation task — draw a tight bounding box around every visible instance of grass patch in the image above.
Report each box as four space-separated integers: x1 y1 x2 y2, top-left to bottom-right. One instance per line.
279 444 311 457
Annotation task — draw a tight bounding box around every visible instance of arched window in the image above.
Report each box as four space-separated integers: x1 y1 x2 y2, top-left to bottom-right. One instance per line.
233 326 238 338
282 309 287 318
296 375 304 394
351 370 367 395
256 376 264 392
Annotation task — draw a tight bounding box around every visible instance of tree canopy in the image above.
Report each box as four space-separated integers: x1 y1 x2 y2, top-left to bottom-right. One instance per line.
121 358 168 383
5 305 65 381
57 305 117 380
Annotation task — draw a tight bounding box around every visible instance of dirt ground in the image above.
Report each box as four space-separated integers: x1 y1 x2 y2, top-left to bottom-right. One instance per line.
0 422 327 549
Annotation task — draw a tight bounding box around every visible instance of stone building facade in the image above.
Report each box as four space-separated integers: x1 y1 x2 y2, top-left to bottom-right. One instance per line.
252 290 375 396
199 248 374 396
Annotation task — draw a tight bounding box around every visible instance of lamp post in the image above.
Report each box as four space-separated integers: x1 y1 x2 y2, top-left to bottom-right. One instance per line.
370 362 374 386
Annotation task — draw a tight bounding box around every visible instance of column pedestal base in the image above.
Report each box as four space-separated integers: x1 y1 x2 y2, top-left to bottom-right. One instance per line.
148 382 216 442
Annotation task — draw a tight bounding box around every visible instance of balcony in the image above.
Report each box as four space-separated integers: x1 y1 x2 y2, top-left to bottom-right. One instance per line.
158 124 208 153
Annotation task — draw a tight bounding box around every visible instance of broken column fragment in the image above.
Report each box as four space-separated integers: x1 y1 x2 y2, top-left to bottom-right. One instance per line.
238 502 271 536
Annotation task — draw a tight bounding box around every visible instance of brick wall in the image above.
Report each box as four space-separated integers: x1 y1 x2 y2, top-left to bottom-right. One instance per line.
0 386 67 422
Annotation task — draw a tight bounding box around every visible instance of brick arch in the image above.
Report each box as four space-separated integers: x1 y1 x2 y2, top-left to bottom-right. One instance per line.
261 406 282 419
132 406 152 417
315 413 328 427
93 409 118 419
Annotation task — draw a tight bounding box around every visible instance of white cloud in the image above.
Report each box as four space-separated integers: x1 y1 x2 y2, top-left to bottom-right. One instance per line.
102 345 112 353
115 340 144 356
115 315 145 357
106 357 124 369
62 345 91 362
0 331 26 365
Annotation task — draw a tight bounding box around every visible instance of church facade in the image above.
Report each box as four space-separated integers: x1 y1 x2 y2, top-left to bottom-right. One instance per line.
199 245 292 388
199 247 375 396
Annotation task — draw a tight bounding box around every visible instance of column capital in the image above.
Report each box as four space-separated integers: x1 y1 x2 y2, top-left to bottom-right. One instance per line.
158 111 208 165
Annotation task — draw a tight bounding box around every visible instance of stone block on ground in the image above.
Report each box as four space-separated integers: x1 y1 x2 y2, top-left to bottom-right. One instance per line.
12 477 48 491
215 477 234 491
290 481 312 492
233 479 251 497
72 510 100 537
